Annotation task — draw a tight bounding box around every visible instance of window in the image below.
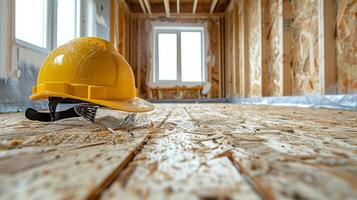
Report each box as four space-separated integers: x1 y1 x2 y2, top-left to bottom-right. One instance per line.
56 0 80 46
153 26 205 85
15 0 81 50
16 0 48 48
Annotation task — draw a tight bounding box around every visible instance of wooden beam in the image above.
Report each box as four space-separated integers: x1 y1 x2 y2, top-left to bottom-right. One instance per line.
118 1 127 56
143 0 152 15
232 1 239 96
130 13 225 19
281 0 292 96
192 0 198 14
164 0 170 17
318 0 336 94
138 0 147 14
137 20 141 96
261 0 269 96
110 0 115 45
225 9 232 97
241 0 250 97
177 0 180 14
210 0 218 14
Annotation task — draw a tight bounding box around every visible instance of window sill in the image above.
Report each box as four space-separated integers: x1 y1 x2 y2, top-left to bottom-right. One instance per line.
148 82 204 88
15 39 50 55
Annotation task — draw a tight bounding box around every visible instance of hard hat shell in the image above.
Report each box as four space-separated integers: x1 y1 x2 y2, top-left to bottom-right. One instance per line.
30 37 154 112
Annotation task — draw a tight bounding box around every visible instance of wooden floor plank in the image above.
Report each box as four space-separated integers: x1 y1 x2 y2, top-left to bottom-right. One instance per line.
0 104 356 199
102 106 260 200
0 106 173 199
185 104 357 199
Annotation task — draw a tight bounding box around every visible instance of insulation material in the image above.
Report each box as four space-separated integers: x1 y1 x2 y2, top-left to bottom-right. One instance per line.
263 0 283 96
336 0 357 94
130 17 222 99
288 0 320 95
247 0 262 96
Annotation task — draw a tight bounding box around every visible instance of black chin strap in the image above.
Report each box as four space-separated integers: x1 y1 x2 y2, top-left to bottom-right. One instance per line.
25 107 80 122
25 98 98 122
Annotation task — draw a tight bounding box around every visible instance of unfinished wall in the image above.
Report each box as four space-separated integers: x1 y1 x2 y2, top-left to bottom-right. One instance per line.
247 0 262 97
228 0 356 98
286 0 320 95
336 0 357 94
129 17 223 99
262 0 283 96
225 1 240 98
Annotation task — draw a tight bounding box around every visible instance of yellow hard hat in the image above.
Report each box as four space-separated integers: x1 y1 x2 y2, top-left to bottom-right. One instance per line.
26 37 154 122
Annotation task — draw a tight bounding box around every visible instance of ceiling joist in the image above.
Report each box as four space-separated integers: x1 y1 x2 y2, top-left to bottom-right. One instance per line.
143 0 152 15
164 0 170 17
209 0 218 13
138 0 147 14
192 0 198 13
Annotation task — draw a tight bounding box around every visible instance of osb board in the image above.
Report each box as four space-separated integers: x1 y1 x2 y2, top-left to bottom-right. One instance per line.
336 0 357 94
1 104 356 199
263 0 283 96
129 17 222 99
247 0 263 97
0 106 173 199
288 0 320 95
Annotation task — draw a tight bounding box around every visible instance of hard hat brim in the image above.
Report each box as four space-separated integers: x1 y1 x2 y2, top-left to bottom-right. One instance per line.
30 91 154 113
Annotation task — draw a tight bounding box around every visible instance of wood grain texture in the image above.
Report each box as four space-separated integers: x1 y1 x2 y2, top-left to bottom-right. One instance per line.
1 104 356 199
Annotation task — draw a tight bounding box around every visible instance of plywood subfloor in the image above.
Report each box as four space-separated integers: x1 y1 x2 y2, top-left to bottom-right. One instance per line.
0 104 356 200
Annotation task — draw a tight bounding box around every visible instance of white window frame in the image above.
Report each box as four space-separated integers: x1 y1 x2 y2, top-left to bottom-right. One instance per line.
152 25 206 86
14 0 82 53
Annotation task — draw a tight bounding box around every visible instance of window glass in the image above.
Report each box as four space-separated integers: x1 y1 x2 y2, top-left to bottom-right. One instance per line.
16 0 47 48
158 33 177 81
181 32 202 82
57 0 77 46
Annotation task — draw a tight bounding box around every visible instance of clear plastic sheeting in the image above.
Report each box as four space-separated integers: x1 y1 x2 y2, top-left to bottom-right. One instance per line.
231 95 357 110
0 64 47 113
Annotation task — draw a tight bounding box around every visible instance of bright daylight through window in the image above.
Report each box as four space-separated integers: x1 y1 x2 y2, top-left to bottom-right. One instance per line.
56 0 78 46
154 26 204 84
16 0 47 48
16 0 80 49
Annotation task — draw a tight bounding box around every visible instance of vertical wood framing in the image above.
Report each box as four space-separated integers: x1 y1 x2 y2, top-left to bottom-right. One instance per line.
110 0 115 45
241 0 250 97
225 9 232 97
218 17 223 98
177 0 180 14
281 0 291 96
261 0 269 96
137 20 142 96
318 0 336 94
221 17 226 97
118 1 127 56
232 1 239 96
